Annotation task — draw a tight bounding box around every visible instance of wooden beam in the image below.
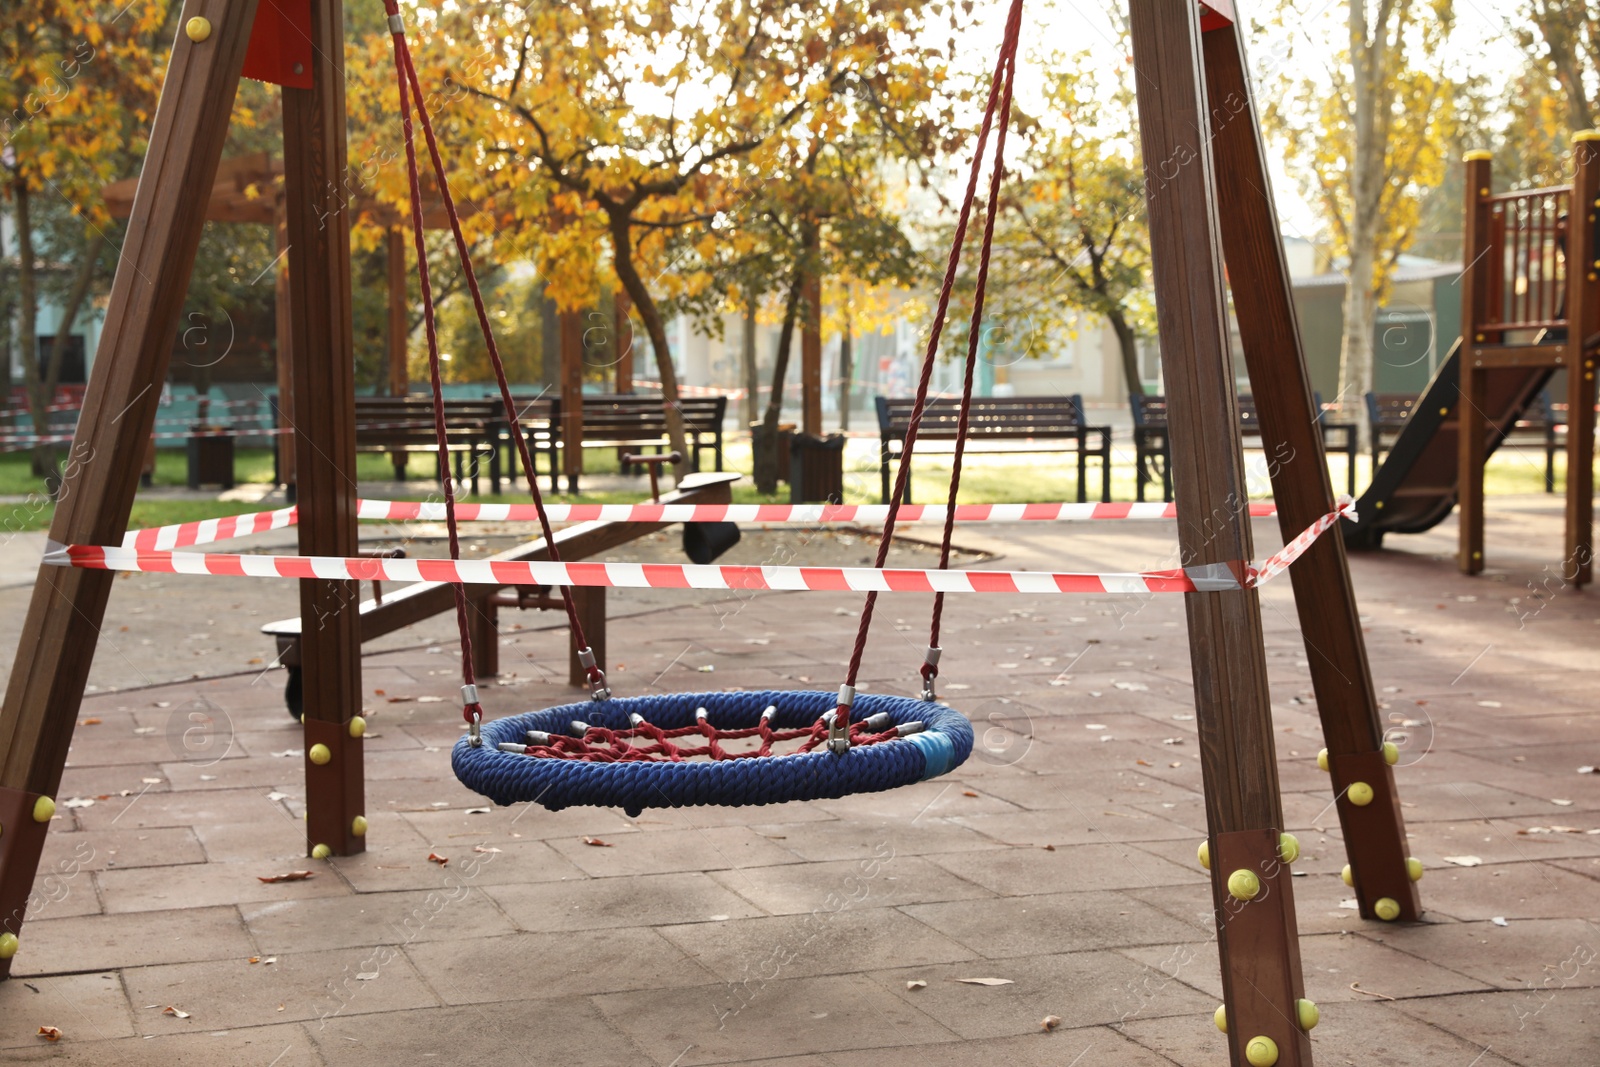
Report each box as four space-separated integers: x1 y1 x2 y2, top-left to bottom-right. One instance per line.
1565 133 1599 586
1202 23 1419 922
1127 3 1309 1063
282 0 363 858
1459 154 1494 575
0 0 261 981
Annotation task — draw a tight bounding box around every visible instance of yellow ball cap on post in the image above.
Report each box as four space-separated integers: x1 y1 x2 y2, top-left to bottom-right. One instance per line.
308 743 332 766
1346 781 1374 806
1382 741 1399 765
349 716 367 739
33 796 55 823
185 16 211 41
1296 998 1320 1030
1316 748 1329 771
1572 129 1600 143
1277 833 1299 865
1244 1035 1279 1066
351 815 368 837
1213 1004 1228 1033
1406 856 1424 882
0 932 17 959
311 843 332 860
1197 840 1211 870
1374 897 1402 921
1340 863 1353 887
1463 148 1493 161
1227 868 1261 901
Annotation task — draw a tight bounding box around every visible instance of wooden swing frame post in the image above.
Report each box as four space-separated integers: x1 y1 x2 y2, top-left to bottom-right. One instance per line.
0 0 267 980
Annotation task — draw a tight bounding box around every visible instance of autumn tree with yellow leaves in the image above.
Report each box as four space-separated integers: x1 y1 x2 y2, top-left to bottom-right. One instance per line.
947 52 1153 403
386 0 960 477
2 0 170 473
1263 0 1455 447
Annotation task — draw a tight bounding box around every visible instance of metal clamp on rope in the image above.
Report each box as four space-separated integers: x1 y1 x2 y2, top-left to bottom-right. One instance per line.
387 13 404 33
577 647 611 701
828 686 855 755
462 683 482 747
919 646 942 702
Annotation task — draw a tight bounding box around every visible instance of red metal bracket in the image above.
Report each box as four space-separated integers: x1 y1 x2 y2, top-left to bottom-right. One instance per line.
1199 0 1235 32
244 0 314 89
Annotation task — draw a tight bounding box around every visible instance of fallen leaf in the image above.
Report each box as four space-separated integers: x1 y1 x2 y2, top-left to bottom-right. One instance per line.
1085 723 1107 731
417 696 444 703
427 852 449 866
1113 681 1149 692
141 777 163 785
1349 982 1396 1001
356 971 379 981
1492 916 1509 927
472 845 502 854
62 798 94 809
582 837 614 847
1135 759 1151 766
1443 856 1483 867
1578 766 1596 775
266 792 290 802
37 1027 62 1042
1551 799 1574 806
1339 899 1360 910
270 750 303 759
464 807 490 815
249 957 260 964
385 696 410 703
257 871 315 884
906 980 927 991
1041 1015 1062 1031
1518 826 1582 835
954 977 1014 986
162 1006 190 1019
80 718 102 726
962 790 979 798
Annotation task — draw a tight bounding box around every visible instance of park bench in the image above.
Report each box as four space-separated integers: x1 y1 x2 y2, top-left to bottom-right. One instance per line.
1132 391 1358 501
1369 389 1557 493
351 396 502 494
261 471 740 718
875 394 1111 504
501 393 726 493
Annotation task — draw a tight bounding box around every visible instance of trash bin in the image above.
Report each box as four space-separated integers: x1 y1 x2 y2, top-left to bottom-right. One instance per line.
186 432 235 490
788 432 845 504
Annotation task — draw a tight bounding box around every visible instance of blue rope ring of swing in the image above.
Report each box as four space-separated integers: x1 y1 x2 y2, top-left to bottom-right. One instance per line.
452 690 972 815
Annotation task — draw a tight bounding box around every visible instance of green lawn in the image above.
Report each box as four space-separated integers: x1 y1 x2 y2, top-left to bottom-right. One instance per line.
0 439 1585 535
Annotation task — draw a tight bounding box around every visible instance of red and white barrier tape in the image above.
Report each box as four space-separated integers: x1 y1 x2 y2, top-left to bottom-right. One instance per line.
120 499 1285 550
63 500 1354 594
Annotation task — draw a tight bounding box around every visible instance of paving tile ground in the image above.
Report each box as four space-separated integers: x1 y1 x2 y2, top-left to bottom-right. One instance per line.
4 496 1599 1064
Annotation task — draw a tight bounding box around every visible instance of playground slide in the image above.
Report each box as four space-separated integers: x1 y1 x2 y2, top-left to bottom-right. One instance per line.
1341 337 1557 549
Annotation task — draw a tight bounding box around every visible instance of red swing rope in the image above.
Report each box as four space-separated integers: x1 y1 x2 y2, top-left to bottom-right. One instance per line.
926 27 1019 698
837 0 1024 727
383 3 607 734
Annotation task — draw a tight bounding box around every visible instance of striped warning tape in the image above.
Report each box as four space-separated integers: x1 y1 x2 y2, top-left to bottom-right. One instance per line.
120 499 1285 551
59 500 1353 594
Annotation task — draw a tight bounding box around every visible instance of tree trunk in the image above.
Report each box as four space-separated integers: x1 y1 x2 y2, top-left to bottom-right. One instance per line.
837 315 853 432
740 300 759 429
44 232 104 403
753 266 805 494
1105 305 1143 401
608 213 690 481
12 181 52 479
1338 250 1378 453
1342 1 1383 454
